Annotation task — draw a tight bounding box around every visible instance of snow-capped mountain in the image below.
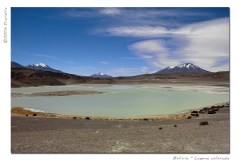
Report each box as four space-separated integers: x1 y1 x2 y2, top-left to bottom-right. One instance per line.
90 72 112 78
155 63 210 74
26 63 63 73
11 61 25 68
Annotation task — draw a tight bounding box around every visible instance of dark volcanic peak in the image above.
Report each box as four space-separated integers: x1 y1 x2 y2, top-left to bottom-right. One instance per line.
26 62 63 73
90 72 112 78
11 61 25 68
156 63 210 74
28 62 49 68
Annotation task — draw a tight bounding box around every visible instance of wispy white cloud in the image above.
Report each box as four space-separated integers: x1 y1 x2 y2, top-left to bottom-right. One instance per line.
128 18 229 72
64 9 94 18
63 8 215 28
99 8 121 15
140 66 149 72
22 53 77 65
100 61 109 64
108 66 149 76
74 66 97 70
107 26 201 37
119 57 142 60
63 8 121 19
30 54 59 60
71 67 85 70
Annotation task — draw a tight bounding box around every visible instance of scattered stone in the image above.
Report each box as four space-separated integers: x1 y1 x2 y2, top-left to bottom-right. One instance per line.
218 105 223 108
59 129 62 131
199 121 210 125
191 110 199 113
159 127 162 130
73 117 76 119
199 109 207 114
207 110 216 114
85 117 90 120
191 113 199 117
174 124 177 127
33 113 37 116
211 106 216 109
26 114 28 116
187 116 192 119
225 104 229 107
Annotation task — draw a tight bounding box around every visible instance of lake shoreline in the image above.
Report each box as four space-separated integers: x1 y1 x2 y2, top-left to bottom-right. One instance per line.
11 90 106 98
11 105 230 153
11 84 229 118
11 83 230 153
11 101 229 121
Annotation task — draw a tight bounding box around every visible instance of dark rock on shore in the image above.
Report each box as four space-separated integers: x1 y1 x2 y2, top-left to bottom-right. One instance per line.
199 109 207 114
191 110 199 113
11 106 230 153
199 121 210 125
198 103 230 115
191 113 199 117
207 110 216 114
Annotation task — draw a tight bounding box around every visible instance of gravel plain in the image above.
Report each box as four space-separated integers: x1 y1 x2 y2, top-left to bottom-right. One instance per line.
11 107 230 153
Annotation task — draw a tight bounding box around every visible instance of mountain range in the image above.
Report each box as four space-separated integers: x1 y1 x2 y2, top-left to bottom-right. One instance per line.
90 72 112 78
11 61 114 78
11 61 229 87
11 61 25 68
11 61 63 73
26 63 63 73
156 63 209 74
12 61 210 77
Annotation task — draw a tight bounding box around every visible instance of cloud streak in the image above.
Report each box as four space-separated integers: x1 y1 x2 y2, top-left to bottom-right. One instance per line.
100 61 109 64
128 18 229 72
64 8 217 28
108 66 149 76
52 8 229 74
99 8 121 15
21 53 77 65
107 26 202 37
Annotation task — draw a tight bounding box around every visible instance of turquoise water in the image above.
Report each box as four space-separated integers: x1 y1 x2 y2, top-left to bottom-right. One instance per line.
11 85 229 118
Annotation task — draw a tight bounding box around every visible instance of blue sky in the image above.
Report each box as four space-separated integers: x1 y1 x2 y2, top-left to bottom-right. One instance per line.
11 7 229 77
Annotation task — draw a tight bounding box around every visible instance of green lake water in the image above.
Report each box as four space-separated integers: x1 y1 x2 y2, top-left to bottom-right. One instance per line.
11 84 229 118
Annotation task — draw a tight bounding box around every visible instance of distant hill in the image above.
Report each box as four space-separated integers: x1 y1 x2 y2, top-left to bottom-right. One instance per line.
11 68 115 87
90 72 112 78
26 63 63 73
156 63 209 74
11 61 25 68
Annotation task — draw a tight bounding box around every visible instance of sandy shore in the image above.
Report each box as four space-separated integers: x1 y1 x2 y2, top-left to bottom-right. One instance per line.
11 90 105 98
11 102 230 153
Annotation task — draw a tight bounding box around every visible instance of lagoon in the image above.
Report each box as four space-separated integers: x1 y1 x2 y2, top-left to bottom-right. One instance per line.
11 84 229 118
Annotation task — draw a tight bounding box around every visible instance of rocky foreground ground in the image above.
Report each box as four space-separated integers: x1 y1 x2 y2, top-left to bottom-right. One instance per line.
11 103 230 153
